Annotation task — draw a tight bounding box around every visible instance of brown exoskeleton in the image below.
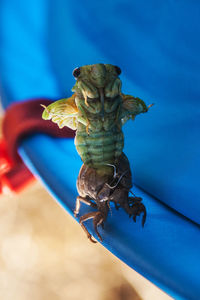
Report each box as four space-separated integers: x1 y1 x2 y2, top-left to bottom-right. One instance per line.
75 153 146 243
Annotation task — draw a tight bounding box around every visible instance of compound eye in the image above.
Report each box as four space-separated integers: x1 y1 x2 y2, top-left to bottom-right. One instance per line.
115 66 121 75
73 67 81 78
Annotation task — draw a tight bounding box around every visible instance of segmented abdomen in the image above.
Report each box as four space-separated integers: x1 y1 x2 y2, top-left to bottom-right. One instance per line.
75 128 124 168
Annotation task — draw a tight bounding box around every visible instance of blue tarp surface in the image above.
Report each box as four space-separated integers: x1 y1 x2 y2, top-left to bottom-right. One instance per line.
0 1 200 299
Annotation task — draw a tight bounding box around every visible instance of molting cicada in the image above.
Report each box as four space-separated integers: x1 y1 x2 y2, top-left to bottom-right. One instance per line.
42 63 153 243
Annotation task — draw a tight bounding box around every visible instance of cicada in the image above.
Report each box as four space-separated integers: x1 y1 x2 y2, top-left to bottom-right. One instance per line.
42 63 153 243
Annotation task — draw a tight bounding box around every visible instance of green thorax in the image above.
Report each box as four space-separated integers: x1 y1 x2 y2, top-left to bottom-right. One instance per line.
71 64 123 175
75 93 124 174
41 63 149 175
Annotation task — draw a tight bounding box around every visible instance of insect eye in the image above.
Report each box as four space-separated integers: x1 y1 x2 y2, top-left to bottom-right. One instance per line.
115 66 121 75
73 67 81 78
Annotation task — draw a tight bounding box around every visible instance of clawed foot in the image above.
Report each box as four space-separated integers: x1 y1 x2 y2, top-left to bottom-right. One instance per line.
128 196 147 226
110 189 147 227
79 211 105 243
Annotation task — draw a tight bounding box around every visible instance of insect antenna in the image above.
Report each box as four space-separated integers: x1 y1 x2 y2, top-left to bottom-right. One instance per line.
105 170 128 189
103 163 117 178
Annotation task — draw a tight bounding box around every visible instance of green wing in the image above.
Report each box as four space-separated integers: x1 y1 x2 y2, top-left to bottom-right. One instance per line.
42 94 78 130
120 94 148 125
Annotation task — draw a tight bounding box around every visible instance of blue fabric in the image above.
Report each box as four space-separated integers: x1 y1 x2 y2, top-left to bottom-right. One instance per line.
1 1 200 299
19 134 200 300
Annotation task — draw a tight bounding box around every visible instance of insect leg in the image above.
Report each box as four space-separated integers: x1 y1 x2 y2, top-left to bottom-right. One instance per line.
74 196 97 217
124 196 147 226
129 197 147 226
77 103 90 134
93 212 104 242
79 212 98 243
109 188 147 226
